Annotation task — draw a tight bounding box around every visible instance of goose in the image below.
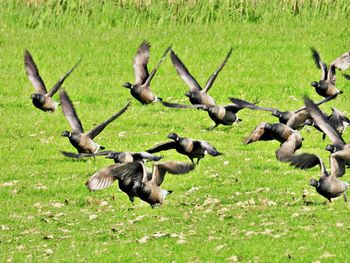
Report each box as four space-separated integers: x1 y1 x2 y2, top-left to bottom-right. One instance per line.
146 133 222 164
170 48 232 106
86 161 195 206
245 122 303 161
122 41 171 104
310 48 350 97
229 95 336 130
24 50 81 112
60 90 130 153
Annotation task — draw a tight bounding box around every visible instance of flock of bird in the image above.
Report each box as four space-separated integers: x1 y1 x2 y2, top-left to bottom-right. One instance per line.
24 41 350 207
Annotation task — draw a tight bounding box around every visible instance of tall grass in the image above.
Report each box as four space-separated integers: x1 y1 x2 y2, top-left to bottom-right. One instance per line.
2 0 350 29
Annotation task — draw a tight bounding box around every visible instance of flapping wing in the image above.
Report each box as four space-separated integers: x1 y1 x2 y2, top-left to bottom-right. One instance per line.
311 48 328 81
24 50 47 94
60 90 83 133
244 122 273 144
131 152 163 162
161 101 208 110
86 162 144 191
146 141 177 154
294 93 337 113
61 150 113 159
133 41 151 85
286 110 309 129
304 97 345 146
86 100 131 139
288 153 321 170
48 58 82 97
144 45 171 87
198 140 222 156
151 162 195 186
171 50 202 92
229 98 276 112
343 74 350 80
275 133 301 161
331 50 350 71
203 48 233 93
329 108 350 133
330 153 346 178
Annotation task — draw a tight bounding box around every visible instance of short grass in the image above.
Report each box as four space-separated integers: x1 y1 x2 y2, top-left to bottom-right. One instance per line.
1 2 350 262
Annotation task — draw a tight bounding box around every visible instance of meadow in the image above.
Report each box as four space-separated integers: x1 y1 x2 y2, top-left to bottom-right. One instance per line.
1 1 350 261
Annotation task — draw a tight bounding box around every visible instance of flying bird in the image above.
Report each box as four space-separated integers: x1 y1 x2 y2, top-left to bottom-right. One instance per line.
86 161 195 206
146 133 222 164
245 122 303 162
122 41 171 104
310 48 350 97
24 50 81 112
170 48 233 106
60 90 130 153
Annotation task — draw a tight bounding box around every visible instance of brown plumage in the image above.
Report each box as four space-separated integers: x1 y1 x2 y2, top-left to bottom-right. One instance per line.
245 122 303 162
60 90 131 153
170 48 232 106
86 161 195 206
24 50 81 112
122 41 171 104
310 48 350 98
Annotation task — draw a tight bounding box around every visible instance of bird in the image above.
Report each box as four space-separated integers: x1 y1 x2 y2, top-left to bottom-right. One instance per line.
229 95 337 130
304 107 350 140
122 41 171 104
60 90 131 153
288 153 349 202
24 49 81 112
146 133 222 164
161 101 243 130
170 48 232 106
86 161 195 206
61 150 163 163
310 48 350 98
244 122 303 161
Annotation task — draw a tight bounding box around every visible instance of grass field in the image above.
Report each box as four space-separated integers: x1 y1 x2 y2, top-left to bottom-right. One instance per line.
1 1 350 262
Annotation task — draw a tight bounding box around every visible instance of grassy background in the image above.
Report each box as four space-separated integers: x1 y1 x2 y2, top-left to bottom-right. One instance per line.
1 1 350 262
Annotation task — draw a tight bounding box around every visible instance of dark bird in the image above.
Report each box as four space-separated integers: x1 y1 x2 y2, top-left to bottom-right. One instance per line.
146 133 222 164
229 95 336 130
288 153 349 202
86 161 195 206
170 48 232 106
61 150 162 163
60 90 130 153
161 101 243 130
310 48 350 97
245 122 303 161
122 41 171 104
24 50 81 112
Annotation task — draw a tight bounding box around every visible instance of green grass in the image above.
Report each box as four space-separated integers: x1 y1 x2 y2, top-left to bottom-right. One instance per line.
1 2 350 262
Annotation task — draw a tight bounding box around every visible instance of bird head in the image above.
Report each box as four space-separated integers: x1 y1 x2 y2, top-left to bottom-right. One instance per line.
122 82 133 89
185 91 193 98
325 144 336 153
61 131 71 137
310 179 319 188
310 81 319 88
167 133 179 141
31 93 45 104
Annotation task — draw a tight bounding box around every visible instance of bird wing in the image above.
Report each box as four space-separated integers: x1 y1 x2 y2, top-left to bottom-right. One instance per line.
294 94 337 113
244 122 273 144
146 141 177 153
343 74 350 80
133 41 151 85
86 162 145 191
229 98 276 112
86 101 131 139
170 50 202 92
311 48 328 81
24 50 47 94
329 153 346 178
203 48 233 93
286 110 309 129
143 45 171 87
60 90 84 133
131 152 163 162
151 162 195 186
304 97 345 145
329 108 350 133
60 150 113 159
331 50 350 71
161 101 208 110
224 104 243 114
47 58 82 97
275 133 300 161
198 140 222 156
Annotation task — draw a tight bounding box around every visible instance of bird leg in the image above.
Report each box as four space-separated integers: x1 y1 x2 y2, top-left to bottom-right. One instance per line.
207 123 219 131
343 192 348 202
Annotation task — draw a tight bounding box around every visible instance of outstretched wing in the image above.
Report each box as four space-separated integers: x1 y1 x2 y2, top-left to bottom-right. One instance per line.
24 50 47 94
328 50 350 84
60 150 113 159
311 48 328 81
304 97 345 146
131 152 163 162
288 153 322 170
244 122 273 144
161 101 208 110
133 41 151 85
198 140 222 156
229 98 276 113
60 90 84 133
171 50 202 92
143 45 171 87
47 58 82 97
294 93 337 113
86 101 131 139
151 162 195 186
203 48 233 93
146 141 177 154
275 133 301 161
